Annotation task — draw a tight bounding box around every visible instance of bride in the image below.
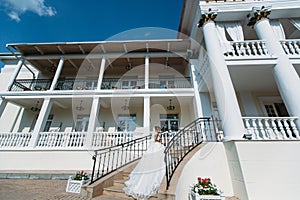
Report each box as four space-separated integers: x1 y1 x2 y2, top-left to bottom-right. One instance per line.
123 126 166 199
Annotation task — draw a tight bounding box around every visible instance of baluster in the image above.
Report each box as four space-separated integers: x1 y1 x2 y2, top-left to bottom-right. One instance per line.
261 41 269 55
283 119 294 139
251 119 260 139
288 41 296 55
292 41 300 54
244 118 252 138
256 41 263 55
276 119 287 139
264 119 275 139
270 119 280 139
244 42 251 56
240 42 246 55
257 119 267 139
250 42 257 55
289 119 300 139
281 41 289 55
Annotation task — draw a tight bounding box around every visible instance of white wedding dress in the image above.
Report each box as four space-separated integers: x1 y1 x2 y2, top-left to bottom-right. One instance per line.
123 136 166 199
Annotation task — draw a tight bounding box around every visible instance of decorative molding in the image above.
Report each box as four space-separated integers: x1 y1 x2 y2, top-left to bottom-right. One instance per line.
197 8 218 27
247 6 272 28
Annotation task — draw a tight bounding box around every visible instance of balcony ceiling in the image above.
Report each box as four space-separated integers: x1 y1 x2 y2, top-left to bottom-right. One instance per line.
8 39 191 76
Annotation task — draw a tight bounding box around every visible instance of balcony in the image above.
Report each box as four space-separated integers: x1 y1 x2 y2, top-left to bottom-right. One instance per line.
149 77 192 89
242 117 300 140
9 77 192 91
224 40 269 58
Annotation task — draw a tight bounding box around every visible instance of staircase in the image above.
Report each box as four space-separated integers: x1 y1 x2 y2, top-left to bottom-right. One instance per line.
90 161 158 200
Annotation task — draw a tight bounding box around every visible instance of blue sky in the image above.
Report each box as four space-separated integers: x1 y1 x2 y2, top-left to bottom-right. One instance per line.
0 0 183 54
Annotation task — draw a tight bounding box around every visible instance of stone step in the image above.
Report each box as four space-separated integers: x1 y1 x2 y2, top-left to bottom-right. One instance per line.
103 185 130 199
114 179 126 187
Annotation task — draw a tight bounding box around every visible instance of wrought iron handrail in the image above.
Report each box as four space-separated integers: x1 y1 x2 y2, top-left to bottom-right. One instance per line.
10 79 52 91
164 117 215 189
90 134 152 184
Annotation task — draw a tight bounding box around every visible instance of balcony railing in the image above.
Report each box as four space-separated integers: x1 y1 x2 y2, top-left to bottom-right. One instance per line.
101 78 145 89
36 132 86 148
0 132 32 148
225 40 269 57
242 117 300 140
10 79 52 91
280 39 300 56
55 78 98 90
149 77 192 89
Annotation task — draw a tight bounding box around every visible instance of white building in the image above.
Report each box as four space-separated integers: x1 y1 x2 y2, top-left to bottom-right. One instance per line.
1 0 300 199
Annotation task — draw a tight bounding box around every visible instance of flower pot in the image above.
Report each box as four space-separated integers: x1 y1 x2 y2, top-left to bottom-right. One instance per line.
190 191 224 200
66 177 89 194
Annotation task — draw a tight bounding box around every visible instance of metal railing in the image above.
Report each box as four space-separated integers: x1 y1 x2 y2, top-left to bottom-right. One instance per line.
55 78 98 90
149 77 192 89
164 117 215 189
10 79 52 91
90 134 152 184
101 78 145 89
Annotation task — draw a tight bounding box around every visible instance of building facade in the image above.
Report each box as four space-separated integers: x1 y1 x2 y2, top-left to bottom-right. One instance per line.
1 0 300 199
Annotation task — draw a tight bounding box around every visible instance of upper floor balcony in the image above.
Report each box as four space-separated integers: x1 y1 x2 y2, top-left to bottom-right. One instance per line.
9 76 192 92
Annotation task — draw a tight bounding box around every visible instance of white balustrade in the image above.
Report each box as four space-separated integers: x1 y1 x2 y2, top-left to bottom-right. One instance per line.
36 132 86 148
225 40 269 57
280 40 300 56
242 117 299 140
91 132 134 148
0 132 32 148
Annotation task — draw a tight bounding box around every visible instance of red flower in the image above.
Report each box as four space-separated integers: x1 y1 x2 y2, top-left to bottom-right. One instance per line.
197 177 201 181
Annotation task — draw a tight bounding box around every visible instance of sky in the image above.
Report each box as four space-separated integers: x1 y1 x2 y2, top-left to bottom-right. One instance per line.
0 0 184 54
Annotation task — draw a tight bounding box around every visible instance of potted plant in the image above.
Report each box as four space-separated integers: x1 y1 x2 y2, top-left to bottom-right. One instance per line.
190 177 224 200
66 171 89 194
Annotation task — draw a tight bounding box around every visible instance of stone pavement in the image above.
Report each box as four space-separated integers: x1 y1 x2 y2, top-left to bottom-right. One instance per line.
0 179 240 200
0 179 94 200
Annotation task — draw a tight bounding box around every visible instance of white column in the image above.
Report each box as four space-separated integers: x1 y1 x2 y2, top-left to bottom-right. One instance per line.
49 57 64 90
86 97 101 148
0 98 8 119
28 98 53 147
145 56 149 89
202 21 245 140
190 63 204 119
143 96 150 134
7 59 24 91
96 57 106 90
254 19 300 124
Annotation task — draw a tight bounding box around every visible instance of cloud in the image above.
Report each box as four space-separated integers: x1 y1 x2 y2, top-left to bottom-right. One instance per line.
1 0 56 22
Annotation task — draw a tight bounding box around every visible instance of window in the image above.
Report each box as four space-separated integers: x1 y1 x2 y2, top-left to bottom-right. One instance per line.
160 114 179 132
43 114 54 132
117 114 136 131
75 115 90 132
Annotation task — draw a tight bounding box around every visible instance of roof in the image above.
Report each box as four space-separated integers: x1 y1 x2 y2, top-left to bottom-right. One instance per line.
6 39 192 76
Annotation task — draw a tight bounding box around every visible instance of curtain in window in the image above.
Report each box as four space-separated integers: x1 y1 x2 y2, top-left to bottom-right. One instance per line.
215 23 233 54
290 18 300 30
270 20 286 40
224 22 244 41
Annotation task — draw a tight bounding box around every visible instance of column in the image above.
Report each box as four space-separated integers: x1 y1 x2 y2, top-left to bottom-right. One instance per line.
198 9 245 140
143 96 150 134
49 57 64 90
0 98 8 119
145 56 149 89
7 59 24 91
248 6 300 126
96 57 106 90
28 98 53 147
86 97 101 148
190 62 204 119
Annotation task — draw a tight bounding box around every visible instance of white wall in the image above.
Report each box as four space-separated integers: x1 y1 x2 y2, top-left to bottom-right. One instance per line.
225 141 300 200
0 150 93 171
176 142 234 200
